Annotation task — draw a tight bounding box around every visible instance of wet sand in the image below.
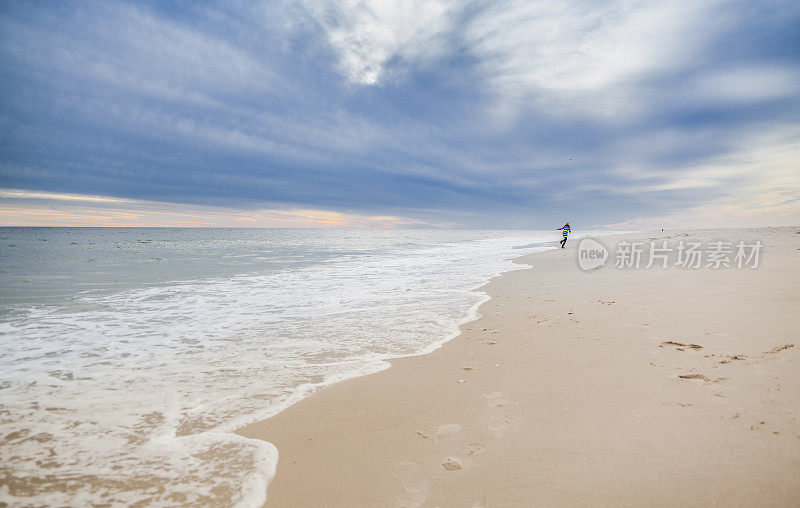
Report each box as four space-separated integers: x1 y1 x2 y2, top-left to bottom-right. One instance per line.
238 228 800 507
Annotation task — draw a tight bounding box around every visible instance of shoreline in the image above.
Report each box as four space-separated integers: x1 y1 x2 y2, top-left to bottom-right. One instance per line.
231 240 557 506
238 228 800 507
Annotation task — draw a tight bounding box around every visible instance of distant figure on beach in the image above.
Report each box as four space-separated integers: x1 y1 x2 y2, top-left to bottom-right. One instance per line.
557 222 570 248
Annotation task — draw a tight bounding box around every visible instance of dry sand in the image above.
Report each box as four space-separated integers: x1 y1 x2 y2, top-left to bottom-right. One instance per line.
238 228 800 507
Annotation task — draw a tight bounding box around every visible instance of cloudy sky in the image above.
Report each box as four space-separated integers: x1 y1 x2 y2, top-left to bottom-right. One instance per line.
1 0 798 228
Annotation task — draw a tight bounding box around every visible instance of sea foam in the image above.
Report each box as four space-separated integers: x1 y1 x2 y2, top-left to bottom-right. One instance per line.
0 229 576 506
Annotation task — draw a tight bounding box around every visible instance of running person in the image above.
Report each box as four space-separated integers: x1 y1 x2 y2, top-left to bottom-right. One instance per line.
557 222 570 248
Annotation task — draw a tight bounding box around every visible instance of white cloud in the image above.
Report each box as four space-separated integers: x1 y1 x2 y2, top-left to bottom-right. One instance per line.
0 190 134 203
461 0 725 119
298 0 456 85
302 0 729 117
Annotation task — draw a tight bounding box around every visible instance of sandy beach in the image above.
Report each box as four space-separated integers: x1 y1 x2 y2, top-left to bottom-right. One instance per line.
4 2 799 505
238 228 800 507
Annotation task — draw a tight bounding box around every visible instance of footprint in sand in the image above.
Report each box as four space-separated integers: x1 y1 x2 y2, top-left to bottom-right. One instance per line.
466 442 485 456
765 344 794 354
442 457 463 471
660 340 703 351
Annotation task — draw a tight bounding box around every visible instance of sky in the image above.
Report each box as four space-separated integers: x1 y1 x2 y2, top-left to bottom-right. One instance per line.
1 0 799 228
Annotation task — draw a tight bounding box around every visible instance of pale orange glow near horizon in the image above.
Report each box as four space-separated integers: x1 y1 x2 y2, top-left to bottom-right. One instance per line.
0 189 435 228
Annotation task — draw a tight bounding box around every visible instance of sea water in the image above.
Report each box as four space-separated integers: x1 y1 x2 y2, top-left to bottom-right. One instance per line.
0 228 590 506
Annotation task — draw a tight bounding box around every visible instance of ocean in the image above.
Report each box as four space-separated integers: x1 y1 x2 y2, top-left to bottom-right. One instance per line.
0 228 583 506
